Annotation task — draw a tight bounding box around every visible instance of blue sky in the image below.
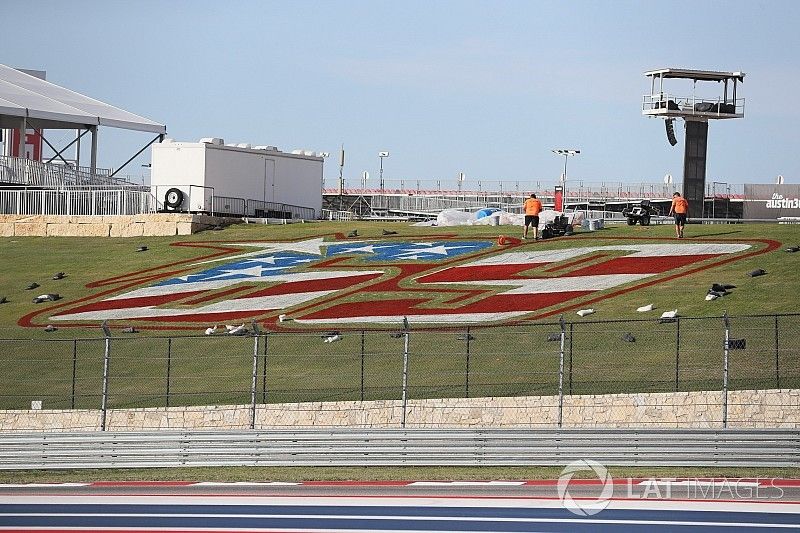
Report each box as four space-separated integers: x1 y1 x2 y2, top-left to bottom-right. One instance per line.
3 0 798 187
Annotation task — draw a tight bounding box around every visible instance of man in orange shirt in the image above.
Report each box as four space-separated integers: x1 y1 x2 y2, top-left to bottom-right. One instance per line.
668 191 689 238
523 193 543 240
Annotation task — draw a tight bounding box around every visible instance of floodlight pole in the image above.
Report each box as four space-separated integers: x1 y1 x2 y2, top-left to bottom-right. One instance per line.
338 145 345 211
552 149 580 205
379 151 389 192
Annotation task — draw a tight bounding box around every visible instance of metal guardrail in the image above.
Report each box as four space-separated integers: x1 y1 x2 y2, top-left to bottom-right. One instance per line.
0 186 157 216
0 429 796 469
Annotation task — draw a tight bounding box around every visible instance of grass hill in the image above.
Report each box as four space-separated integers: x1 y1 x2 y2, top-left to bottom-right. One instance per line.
0 221 797 410
1 221 798 336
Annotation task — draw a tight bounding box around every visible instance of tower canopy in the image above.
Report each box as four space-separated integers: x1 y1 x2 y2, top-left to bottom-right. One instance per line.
643 67 745 120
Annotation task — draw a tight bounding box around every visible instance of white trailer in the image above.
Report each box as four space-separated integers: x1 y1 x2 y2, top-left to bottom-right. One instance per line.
150 138 323 218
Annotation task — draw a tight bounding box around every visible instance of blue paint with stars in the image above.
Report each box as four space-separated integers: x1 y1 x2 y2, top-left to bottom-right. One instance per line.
156 241 492 285
326 241 492 261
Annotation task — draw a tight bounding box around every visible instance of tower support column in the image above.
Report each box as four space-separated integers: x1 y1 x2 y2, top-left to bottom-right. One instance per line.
682 120 708 216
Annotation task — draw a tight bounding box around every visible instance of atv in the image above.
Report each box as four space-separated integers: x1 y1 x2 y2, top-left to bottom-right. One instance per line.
622 200 660 226
541 214 574 239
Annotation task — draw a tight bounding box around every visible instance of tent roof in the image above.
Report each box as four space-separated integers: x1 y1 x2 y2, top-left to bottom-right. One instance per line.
0 64 166 134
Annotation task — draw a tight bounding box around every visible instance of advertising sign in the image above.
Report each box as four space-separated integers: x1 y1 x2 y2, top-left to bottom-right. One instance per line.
743 184 800 219
11 129 43 161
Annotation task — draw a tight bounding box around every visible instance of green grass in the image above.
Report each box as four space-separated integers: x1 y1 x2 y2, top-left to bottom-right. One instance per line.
0 222 799 410
0 465 798 483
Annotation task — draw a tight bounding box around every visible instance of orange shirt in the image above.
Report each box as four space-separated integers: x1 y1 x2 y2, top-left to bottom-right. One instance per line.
524 197 542 215
671 196 689 214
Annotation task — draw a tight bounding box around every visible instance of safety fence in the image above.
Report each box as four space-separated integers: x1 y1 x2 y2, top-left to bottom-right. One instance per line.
0 313 797 431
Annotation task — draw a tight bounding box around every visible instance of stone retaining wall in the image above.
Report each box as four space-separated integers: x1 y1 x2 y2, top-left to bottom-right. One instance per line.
0 214 239 237
1 389 796 431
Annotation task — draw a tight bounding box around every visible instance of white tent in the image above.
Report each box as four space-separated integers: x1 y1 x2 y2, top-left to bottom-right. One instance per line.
0 63 165 178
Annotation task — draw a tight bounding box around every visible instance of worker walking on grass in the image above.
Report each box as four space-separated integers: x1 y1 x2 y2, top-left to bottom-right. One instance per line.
523 193 543 240
668 191 689 239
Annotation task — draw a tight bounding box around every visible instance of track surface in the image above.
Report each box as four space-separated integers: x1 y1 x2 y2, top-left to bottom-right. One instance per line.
1 481 798 532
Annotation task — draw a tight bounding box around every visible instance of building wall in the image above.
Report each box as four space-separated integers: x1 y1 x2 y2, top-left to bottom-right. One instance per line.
150 141 323 215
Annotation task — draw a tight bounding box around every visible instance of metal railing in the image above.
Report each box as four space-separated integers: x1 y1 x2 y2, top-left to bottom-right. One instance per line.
324 183 748 202
0 155 127 187
1 313 797 431
246 199 316 220
642 93 745 117
320 208 353 220
210 196 316 220
0 428 795 469
0 186 157 216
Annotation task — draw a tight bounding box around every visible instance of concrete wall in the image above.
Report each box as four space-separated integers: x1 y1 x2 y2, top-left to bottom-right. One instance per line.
1 389 796 432
0 214 239 237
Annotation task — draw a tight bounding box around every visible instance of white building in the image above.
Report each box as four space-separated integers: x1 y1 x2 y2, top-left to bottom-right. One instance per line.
150 138 323 218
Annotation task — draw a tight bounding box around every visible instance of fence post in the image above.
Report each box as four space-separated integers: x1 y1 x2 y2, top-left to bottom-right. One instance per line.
360 330 365 402
465 326 471 398
401 331 410 429
261 331 269 403
558 315 566 428
722 312 730 429
250 332 259 430
71 340 77 410
165 338 172 408
568 322 573 395
675 318 681 392
774 315 780 389
100 322 112 431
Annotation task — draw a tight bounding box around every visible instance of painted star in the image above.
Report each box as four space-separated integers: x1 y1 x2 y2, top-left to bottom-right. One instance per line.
194 238 364 265
396 244 458 257
204 265 285 279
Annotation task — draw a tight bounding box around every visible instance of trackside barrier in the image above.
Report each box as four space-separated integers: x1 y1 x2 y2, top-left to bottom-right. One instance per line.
0 429 796 469
0 313 798 432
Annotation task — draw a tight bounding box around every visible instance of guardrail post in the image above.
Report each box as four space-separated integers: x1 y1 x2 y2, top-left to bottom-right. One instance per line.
722 312 730 429
100 321 112 431
250 328 260 430
558 315 566 428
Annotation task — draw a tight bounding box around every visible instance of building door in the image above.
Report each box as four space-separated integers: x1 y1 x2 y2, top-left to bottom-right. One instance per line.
264 159 276 203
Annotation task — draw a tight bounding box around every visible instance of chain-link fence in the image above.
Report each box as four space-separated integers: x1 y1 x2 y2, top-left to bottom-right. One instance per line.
1 313 798 431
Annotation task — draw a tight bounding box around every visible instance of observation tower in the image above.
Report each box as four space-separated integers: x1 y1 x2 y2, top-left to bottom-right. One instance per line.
642 68 745 213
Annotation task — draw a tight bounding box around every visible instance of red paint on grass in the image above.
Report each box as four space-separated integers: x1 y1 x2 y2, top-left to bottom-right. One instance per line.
18 235 781 330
